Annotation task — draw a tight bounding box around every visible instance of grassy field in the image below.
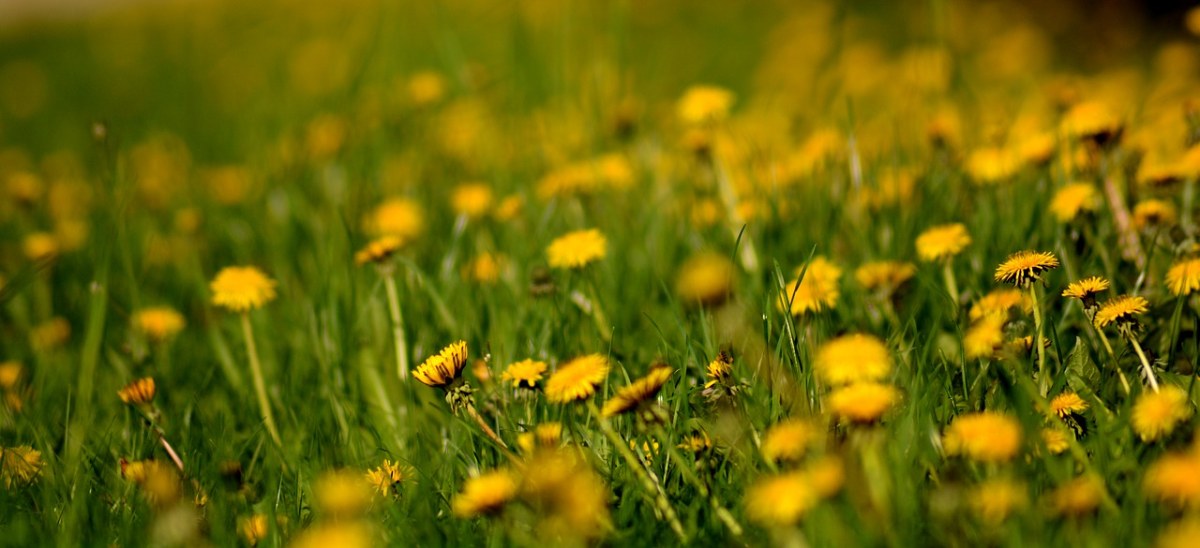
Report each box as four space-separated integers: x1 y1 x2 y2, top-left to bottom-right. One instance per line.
4 0 1200 545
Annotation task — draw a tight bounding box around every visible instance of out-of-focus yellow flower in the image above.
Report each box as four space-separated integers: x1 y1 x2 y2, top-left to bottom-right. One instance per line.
1144 451 1200 507
305 114 348 161
500 359 548 389
210 266 277 312
31 317 70 351
22 231 59 261
520 450 610 541
1166 258 1200 296
313 469 372 517
779 256 842 315
1133 199 1177 230
855 260 916 294
290 522 372 548
452 469 518 518
238 514 270 546
1060 100 1122 145
966 147 1017 184
451 182 494 219
814 333 891 386
0 361 21 391
1049 476 1104 517
493 195 524 222
970 289 1031 321
1132 385 1192 443
463 252 505 284
1158 518 1200 548
760 419 816 463
675 252 736 306
134 307 186 342
5 170 42 205
1049 183 1101 222
354 236 405 266
0 445 42 488
1041 428 1070 455
118 377 156 406
365 459 410 497
964 316 1005 359
204 166 256 205
406 70 447 107
969 478 1027 524
544 354 609 404
677 85 734 125
546 229 607 269
365 197 425 241
916 223 971 262
943 412 1022 462
827 382 898 424
745 471 816 526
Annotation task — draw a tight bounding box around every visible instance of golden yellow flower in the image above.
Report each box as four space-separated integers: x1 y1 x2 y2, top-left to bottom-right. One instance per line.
1133 199 1178 230
22 232 59 261
779 256 842 315
406 70 447 106
1132 385 1192 443
601 365 672 418
210 266 277 312
1049 183 1101 222
291 522 372 548
354 235 404 266
969 478 1027 524
544 354 610 403
745 471 817 526
452 469 518 518
0 445 42 488
365 459 410 497
943 412 1022 462
1049 476 1104 517
314 469 372 517
814 333 891 386
451 182 494 219
1060 100 1122 144
500 359 548 389
1166 258 1200 296
519 450 610 541
855 260 916 294
413 340 469 388
966 146 1017 184
827 382 898 424
969 288 1032 321
1041 428 1070 455
677 85 735 125
1094 294 1149 329
365 197 425 240
760 419 816 463
916 223 971 262
546 229 607 269
1158 519 1200 548
1062 276 1110 303
118 377 156 405
1050 392 1088 418
1144 451 1200 507
121 459 180 506
0 361 21 390
703 351 734 389
30 316 70 350
493 194 523 222
994 250 1059 286
675 252 736 305
238 514 270 546
964 316 1005 360
133 307 186 342
464 252 504 284
678 432 713 453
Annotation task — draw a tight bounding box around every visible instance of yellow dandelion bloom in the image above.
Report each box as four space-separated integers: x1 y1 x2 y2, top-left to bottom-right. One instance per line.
464 252 504 284
546 229 607 269
1094 294 1149 329
994 250 1059 286
1158 519 1200 548
1050 392 1088 418
354 235 404 266
760 419 816 463
704 351 734 388
1060 100 1122 144
133 307 186 342
413 340 469 388
677 85 735 125
964 316 1005 360
916 223 971 262
855 260 917 293
814 333 891 386
118 377 156 405
451 182 494 219
1049 183 1101 222
1062 276 1110 302
0 361 21 391
969 288 1032 321
210 266 277 312
238 514 270 546
22 232 59 261
291 522 372 548
969 478 1027 524
678 432 713 453
1133 199 1177 230
1166 258 1200 296
452 469 518 518
519 450 610 541
493 194 523 222
314 469 372 517
544 354 610 403
500 359 548 389
1132 385 1192 443
1041 428 1070 455
779 256 842 315
745 471 817 526
827 382 898 424
675 252 736 305
601 365 672 418
406 70 446 106
1049 476 1104 517
1144 452 1200 507
365 459 409 497
966 146 1017 185
943 412 1022 462
30 317 70 350
0 446 43 488
366 197 425 240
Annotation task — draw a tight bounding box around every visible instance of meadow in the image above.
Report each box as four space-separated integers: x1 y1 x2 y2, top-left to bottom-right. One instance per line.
4 0 1200 545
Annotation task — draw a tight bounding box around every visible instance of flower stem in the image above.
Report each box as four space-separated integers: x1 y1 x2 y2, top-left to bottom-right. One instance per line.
1126 334 1160 393
1029 284 1047 395
1095 329 1132 396
942 262 960 311
464 402 510 452
586 277 612 343
383 272 411 381
240 313 283 448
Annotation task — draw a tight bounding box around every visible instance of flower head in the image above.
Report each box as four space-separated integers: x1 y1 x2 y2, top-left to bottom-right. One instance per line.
855 260 916 294
994 251 1059 287
964 316 1005 360
1049 476 1104 517
969 478 1027 524
500 359 548 389
943 412 1022 462
210 266 277 312
969 289 1032 321
544 354 610 403
916 223 971 262
365 459 410 497
779 256 842 315
1050 391 1088 418
827 382 898 424
703 351 734 389
118 377 156 406
1049 183 1101 222
745 471 817 526
451 183 494 219
1093 294 1149 329
675 252 736 305
1132 385 1192 443
0 446 43 488
314 470 372 517
1062 276 1110 307
133 307 186 342
354 236 404 266
413 341 469 388
814 333 892 386
1041 428 1070 455
1144 451 1200 507
1166 258 1200 296
760 419 816 463
546 229 607 269
677 85 735 125
452 469 518 518
0 361 21 391
1133 199 1177 230
366 197 425 240
601 365 672 418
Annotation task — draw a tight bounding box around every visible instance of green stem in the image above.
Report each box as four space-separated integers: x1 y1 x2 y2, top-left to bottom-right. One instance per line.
241 313 283 448
1095 328 1132 396
1127 334 1160 393
942 261 960 311
586 277 612 343
1029 284 1047 395
383 272 411 381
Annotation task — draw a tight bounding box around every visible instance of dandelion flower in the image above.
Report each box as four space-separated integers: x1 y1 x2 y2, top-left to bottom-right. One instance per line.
0 446 42 488
451 182 493 219
1133 199 1177 230
969 289 1032 321
210 266 277 312
1158 519 1200 548
814 333 891 386
544 354 610 403
1061 100 1122 145
964 316 1005 360
365 459 410 497
314 470 372 517
916 223 971 262
1132 385 1192 442
464 252 504 284
291 523 372 548
745 471 817 526
238 514 270 546
601 365 672 418
1166 258 1200 296
677 85 735 125
354 236 404 266
500 359 548 389
22 232 59 261
452 469 518 518
30 317 70 350
366 197 425 240
519 451 610 541
1144 452 1200 507
1050 392 1089 418
675 252 736 305
546 229 607 269
855 260 916 293
827 382 898 424
0 361 21 390
413 341 469 388
994 251 1059 287
1049 476 1104 517
966 147 1017 184
1062 276 1110 305
943 412 1022 462
760 419 816 463
133 307 186 342
969 479 1027 524
678 432 713 453
779 256 842 315
703 351 734 389
118 377 156 405
1094 294 1149 329
1049 183 1101 222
